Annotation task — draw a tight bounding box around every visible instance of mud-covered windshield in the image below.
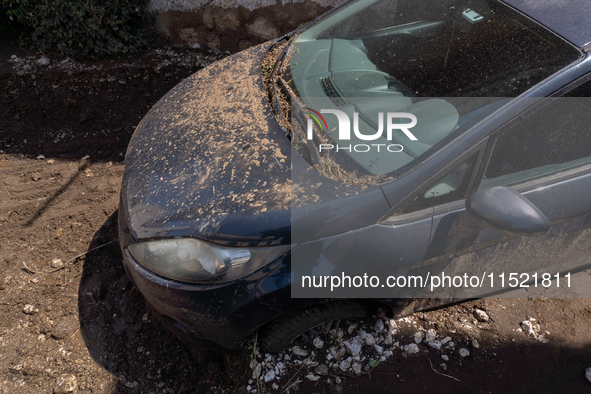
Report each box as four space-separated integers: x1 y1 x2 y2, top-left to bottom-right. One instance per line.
277 0 581 183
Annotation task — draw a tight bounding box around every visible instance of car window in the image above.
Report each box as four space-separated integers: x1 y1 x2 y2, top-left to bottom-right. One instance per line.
395 152 479 215
479 80 591 190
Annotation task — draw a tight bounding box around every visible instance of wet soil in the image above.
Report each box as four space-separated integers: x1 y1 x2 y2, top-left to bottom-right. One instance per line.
1 34 591 394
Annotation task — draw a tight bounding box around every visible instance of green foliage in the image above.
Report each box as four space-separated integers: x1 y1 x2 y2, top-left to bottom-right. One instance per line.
0 0 152 58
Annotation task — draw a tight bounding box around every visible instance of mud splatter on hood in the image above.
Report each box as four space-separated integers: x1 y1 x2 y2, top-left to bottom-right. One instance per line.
121 43 292 246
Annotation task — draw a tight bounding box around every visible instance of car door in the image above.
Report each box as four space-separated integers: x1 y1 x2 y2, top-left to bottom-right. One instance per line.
403 77 591 299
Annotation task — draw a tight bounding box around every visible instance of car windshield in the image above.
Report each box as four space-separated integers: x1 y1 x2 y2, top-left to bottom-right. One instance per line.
280 0 582 183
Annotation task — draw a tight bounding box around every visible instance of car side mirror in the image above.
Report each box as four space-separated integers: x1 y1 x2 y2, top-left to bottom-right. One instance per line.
465 186 550 236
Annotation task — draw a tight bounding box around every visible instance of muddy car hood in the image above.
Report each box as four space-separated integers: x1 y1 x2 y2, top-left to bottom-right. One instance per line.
121 43 292 246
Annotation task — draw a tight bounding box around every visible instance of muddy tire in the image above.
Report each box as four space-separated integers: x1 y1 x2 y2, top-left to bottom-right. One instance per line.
259 300 375 353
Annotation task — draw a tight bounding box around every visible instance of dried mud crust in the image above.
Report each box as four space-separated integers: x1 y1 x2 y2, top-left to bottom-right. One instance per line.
262 39 383 186
0 39 591 394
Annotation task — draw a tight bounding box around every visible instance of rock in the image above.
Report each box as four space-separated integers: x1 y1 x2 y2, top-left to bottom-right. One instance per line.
272 383 279 390
313 337 324 349
404 343 420 355
339 359 351 371
36 57 50 67
441 355 449 361
23 304 38 315
440 363 447 371
374 344 383 354
54 374 77 393
50 258 64 269
586 367 591 383
388 320 398 331
425 329 437 342
474 308 490 322
537 334 549 344
291 346 307 357
441 336 452 344
375 319 384 332
263 369 275 382
332 346 346 361
192 43 202 49
52 316 79 339
315 364 329 376
23 64 32 72
459 348 470 358
306 374 320 381
343 338 363 357
275 362 286 375
384 331 393 345
37 154 45 159
335 376 342 384
365 334 376 346
428 340 442 350
520 320 538 339
252 363 261 379
351 362 362 375
414 331 424 342
471 339 480 349
347 323 357 334
383 350 393 358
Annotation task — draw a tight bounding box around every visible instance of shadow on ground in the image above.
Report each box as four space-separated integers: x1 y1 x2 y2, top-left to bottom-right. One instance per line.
77 212 250 393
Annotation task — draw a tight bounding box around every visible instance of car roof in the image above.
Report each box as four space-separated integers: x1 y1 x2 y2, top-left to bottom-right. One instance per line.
503 0 591 50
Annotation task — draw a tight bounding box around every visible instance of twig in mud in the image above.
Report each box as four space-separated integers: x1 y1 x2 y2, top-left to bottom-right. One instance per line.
428 359 461 382
284 363 306 390
22 261 36 274
46 240 118 273
284 377 302 392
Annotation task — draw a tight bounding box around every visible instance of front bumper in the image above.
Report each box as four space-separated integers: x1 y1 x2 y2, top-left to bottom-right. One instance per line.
122 248 283 351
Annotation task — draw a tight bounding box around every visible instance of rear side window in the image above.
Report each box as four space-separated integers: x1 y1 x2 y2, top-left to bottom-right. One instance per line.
480 81 591 189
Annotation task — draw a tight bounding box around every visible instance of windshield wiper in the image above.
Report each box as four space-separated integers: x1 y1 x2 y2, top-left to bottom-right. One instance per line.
270 38 323 168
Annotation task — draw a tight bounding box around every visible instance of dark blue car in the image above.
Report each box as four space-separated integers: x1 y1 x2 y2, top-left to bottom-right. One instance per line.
119 0 591 353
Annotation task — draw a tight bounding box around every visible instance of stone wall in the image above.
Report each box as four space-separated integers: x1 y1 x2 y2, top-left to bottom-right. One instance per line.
147 0 346 51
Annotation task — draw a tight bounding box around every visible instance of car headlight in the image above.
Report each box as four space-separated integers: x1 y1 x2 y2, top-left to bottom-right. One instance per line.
126 238 290 284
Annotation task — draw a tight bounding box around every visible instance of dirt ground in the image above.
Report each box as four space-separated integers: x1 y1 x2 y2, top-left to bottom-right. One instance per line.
1 31 591 394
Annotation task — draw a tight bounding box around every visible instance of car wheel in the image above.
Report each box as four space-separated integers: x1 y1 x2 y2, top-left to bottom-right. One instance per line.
259 300 375 353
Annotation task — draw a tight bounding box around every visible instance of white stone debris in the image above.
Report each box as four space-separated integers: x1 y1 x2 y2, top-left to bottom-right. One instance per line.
339 359 351 371
425 329 437 343
375 319 384 332
23 304 38 315
343 337 363 357
306 374 320 381
428 340 442 350
459 348 470 358
474 308 490 322
404 343 420 355
36 57 50 67
586 367 591 383
520 320 541 340
414 331 424 344
471 339 480 349
263 370 275 382
313 337 324 349
441 355 449 361
315 364 328 376
291 346 308 357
